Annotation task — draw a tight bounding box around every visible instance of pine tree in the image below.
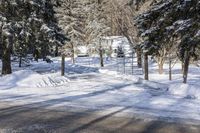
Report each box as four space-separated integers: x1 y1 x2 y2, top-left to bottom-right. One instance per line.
0 0 66 74
85 0 110 67
55 0 86 63
0 0 16 74
136 0 200 82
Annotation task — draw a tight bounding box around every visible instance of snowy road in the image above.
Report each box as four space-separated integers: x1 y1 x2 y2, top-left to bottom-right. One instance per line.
1 58 200 132
0 71 200 124
0 71 199 132
0 101 200 133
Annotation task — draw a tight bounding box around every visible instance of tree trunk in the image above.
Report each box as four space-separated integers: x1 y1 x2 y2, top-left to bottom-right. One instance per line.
42 44 47 61
144 53 149 80
55 44 58 57
71 44 75 64
181 62 184 74
169 59 172 80
61 55 65 76
99 39 104 67
19 55 22 67
2 37 12 75
137 47 142 68
33 48 39 62
157 56 165 74
0 41 2 59
158 62 164 74
183 51 190 84
131 49 134 75
99 48 104 67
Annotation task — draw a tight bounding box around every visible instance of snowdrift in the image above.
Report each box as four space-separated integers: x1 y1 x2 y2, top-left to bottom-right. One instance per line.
99 69 168 91
169 84 200 99
0 70 70 89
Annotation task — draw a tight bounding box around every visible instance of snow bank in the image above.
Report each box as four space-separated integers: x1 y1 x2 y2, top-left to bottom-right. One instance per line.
99 69 168 91
0 70 70 89
169 84 200 99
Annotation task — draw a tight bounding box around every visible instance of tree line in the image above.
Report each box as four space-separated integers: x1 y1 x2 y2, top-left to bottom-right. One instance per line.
134 0 200 83
0 0 67 75
1 0 199 83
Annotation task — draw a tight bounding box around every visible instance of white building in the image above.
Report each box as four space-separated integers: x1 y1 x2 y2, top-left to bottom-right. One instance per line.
101 36 133 57
80 36 133 57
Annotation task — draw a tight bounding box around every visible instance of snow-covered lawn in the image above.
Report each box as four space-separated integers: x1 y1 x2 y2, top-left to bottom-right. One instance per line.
0 57 200 123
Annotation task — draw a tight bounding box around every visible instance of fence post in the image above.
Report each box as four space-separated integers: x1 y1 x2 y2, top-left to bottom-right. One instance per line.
123 56 126 74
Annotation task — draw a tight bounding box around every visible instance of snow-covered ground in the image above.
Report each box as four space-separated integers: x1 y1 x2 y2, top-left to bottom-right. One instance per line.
75 56 200 93
0 57 200 123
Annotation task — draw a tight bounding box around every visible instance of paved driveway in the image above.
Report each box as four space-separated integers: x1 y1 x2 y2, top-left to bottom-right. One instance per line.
0 101 200 133
0 72 200 133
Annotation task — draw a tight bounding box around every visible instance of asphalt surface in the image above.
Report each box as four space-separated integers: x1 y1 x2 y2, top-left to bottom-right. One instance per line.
0 102 199 133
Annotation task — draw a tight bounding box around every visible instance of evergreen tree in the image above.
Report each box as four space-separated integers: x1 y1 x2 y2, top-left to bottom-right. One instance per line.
136 0 200 82
85 0 110 67
0 0 66 75
55 0 86 63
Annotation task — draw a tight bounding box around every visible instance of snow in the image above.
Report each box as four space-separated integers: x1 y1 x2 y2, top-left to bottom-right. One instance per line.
141 27 157 37
166 25 174 30
169 84 200 99
99 69 168 91
0 70 70 88
40 24 52 33
77 46 88 55
0 15 7 21
0 57 200 123
173 19 192 33
196 30 200 37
